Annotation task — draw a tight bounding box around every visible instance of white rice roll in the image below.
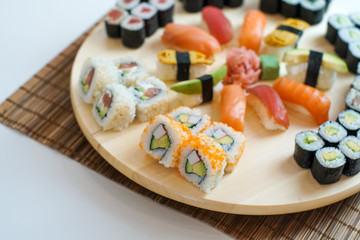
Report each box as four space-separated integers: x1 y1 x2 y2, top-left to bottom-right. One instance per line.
79 57 118 104
168 106 210 134
113 57 146 87
139 114 191 167
178 134 227 193
130 76 169 122
92 83 136 131
204 122 245 173
286 62 336 90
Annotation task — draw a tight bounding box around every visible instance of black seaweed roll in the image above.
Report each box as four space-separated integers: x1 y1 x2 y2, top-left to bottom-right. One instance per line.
121 15 146 48
299 0 326 25
294 130 325 168
183 0 204 12
346 40 360 74
225 0 243 7
117 0 141 12
337 109 360 136
259 0 281 14
206 0 224 9
281 0 300 18
345 88 360 113
335 27 360 59
131 3 159 37
311 147 346 184
326 14 354 45
318 121 347 147
149 0 174 27
104 8 129 38
338 136 360 176
349 12 360 28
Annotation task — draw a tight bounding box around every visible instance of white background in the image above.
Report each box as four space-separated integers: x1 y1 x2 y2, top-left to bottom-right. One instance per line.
0 0 357 239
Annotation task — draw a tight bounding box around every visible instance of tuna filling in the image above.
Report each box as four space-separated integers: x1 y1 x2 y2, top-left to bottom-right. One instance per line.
96 90 112 119
134 86 161 100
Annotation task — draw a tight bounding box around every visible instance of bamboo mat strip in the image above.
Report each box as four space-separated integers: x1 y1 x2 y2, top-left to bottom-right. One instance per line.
1 23 360 239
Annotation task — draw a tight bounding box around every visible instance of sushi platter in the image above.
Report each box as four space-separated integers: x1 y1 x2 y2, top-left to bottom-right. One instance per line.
70 1 360 214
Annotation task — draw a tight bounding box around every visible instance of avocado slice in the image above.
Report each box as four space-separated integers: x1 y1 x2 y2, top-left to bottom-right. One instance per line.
82 84 89 94
192 161 206 177
150 135 170 150
219 135 234 145
324 126 339 136
304 133 318 144
345 140 360 153
322 151 340 161
283 48 348 73
97 106 108 119
178 113 189 123
140 95 150 100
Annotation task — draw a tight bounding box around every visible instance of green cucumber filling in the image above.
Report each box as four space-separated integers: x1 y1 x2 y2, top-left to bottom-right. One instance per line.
344 112 358 124
177 113 201 128
322 151 340 161
96 90 112 119
150 124 170 150
350 30 360 39
185 150 206 179
324 126 339 136
304 133 318 144
81 67 95 94
345 140 360 153
212 128 234 151
134 86 161 100
337 17 346 24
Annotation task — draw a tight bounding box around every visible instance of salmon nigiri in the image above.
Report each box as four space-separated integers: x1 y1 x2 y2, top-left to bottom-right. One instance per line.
273 77 330 125
247 84 289 130
161 23 221 57
238 10 267 53
220 84 246 132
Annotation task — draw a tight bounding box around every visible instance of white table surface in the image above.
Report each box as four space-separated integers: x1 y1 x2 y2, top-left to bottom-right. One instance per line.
0 0 357 239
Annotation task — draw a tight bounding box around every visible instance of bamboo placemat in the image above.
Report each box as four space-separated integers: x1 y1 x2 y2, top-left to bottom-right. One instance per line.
1 22 360 239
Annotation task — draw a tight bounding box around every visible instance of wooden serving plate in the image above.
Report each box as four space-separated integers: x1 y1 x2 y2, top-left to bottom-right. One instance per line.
70 1 360 214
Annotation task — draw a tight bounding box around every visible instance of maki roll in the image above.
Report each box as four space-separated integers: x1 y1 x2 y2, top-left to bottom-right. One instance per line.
326 14 354 45
346 40 360 74
225 0 243 7
334 27 360 59
183 0 204 13
114 57 146 87
299 0 326 25
92 83 136 131
79 58 118 104
318 121 347 147
351 75 360 91
156 49 214 81
168 106 211 134
149 0 174 27
121 15 146 48
130 76 169 122
349 12 360 28
336 109 360 136
294 130 325 168
205 0 224 9
345 88 360 112
338 136 360 176
280 0 300 18
117 0 140 12
139 114 191 168
311 147 346 184
204 122 246 173
178 134 227 193
131 3 159 37
104 7 129 38
259 0 281 14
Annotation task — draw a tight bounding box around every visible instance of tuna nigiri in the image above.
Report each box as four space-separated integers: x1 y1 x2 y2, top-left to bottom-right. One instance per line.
238 10 267 53
202 6 233 45
273 77 330 125
220 84 246 132
161 23 221 57
247 84 289 130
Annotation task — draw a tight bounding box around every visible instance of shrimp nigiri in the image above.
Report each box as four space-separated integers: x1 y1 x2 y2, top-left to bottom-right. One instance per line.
161 23 221 57
273 77 330 125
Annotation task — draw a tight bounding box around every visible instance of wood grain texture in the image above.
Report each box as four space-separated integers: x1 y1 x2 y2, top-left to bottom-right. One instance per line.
70 2 360 214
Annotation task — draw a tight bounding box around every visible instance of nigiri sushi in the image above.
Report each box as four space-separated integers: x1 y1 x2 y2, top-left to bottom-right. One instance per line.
273 77 330 125
220 84 246 132
247 84 289 130
238 10 267 53
202 6 233 45
161 23 221 57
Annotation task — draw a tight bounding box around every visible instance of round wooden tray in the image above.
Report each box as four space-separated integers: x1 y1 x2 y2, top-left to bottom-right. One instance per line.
70 1 360 215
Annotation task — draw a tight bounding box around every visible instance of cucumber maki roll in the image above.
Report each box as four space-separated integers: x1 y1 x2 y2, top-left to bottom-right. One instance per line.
130 76 169 122
183 0 204 13
349 12 360 28
225 0 243 8
178 134 227 193
338 136 360 176
345 88 360 113
121 15 146 48
351 75 360 91
281 0 300 18
116 0 140 12
113 57 146 87
346 40 360 74
139 114 191 167
168 106 211 134
92 83 136 131
311 147 345 184
104 7 129 38
335 27 360 59
294 130 325 168
318 121 347 147
336 109 360 136
259 0 281 14
149 0 174 27
299 0 326 25
79 58 118 104
326 14 354 45
131 2 158 37
204 122 246 173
